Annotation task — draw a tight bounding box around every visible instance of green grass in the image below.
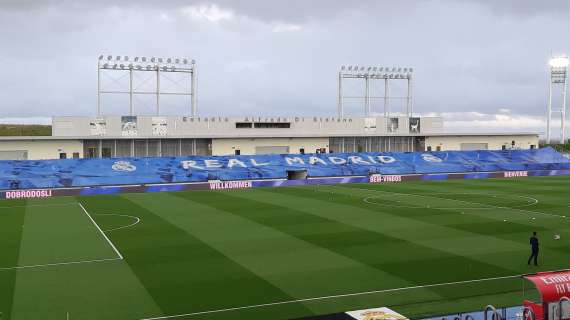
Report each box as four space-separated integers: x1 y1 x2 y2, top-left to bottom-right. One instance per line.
2 176 570 319
0 124 51 136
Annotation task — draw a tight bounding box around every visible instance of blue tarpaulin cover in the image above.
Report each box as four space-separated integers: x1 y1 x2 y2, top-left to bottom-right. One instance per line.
1 147 569 190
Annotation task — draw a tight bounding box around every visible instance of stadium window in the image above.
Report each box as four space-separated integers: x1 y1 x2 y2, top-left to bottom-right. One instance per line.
253 122 291 128
530 145 536 149
72 152 80 159
59 152 67 159
436 146 442 151
235 122 253 128
234 149 241 155
87 147 97 158
427 146 432 151
299 148 305 155
102 148 112 158
502 145 507 150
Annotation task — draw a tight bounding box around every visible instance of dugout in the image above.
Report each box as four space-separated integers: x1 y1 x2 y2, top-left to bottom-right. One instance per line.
523 270 570 320
287 170 308 180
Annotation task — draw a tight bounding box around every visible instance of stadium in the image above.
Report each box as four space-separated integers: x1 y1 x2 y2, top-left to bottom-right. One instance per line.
1 4 570 319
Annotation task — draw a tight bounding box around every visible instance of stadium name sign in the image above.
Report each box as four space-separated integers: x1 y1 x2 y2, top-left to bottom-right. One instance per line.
369 174 402 183
180 155 401 170
5 189 53 199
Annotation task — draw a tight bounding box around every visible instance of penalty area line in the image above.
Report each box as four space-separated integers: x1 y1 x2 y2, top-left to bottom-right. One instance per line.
78 202 124 260
138 273 522 320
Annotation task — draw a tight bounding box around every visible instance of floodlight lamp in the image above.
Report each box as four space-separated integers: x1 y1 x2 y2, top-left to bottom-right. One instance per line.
392 67 396 72
379 67 383 72
409 68 414 72
134 57 139 62
151 57 156 63
175 58 180 64
103 63 108 68
124 56 129 61
191 59 196 64
550 56 569 68
360 66 365 71
116 56 121 61
98 55 104 60
167 58 172 63
373 67 377 71
142 57 147 62
341 65 346 70
367 66 372 71
107 55 113 61
158 58 163 63
403 68 408 72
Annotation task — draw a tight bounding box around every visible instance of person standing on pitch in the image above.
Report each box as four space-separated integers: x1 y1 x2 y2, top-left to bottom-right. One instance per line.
528 231 539 266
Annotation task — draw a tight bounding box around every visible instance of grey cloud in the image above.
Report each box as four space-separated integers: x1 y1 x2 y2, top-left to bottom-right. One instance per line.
0 0 569 127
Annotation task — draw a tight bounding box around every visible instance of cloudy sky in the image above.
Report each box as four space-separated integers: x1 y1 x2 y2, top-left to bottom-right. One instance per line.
0 0 569 134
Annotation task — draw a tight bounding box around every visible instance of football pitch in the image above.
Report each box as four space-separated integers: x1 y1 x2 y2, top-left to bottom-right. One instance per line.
2 176 570 320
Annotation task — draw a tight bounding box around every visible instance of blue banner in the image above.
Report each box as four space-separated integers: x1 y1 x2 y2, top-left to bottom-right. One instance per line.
1 147 569 190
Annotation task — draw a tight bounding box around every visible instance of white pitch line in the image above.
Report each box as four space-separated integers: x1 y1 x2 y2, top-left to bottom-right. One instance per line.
78 202 124 260
138 273 524 320
96 213 141 232
0 202 78 210
362 194 538 211
0 257 121 271
340 186 566 219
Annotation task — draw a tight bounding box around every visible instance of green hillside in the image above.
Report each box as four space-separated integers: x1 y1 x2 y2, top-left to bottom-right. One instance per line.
0 124 51 136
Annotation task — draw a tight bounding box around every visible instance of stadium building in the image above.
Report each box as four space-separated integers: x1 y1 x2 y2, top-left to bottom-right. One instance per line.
0 115 538 160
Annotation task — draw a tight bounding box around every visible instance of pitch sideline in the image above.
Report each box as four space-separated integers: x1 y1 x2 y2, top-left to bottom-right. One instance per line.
138 272 528 320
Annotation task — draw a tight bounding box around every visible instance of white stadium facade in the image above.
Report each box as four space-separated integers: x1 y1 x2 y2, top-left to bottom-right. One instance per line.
0 115 538 160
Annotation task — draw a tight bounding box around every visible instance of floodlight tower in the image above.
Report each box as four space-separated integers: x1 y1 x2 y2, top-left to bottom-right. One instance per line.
97 55 197 117
337 66 413 118
546 55 569 144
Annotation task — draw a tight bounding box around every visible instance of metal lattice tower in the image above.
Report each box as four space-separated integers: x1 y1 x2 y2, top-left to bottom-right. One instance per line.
97 55 197 117
337 65 413 118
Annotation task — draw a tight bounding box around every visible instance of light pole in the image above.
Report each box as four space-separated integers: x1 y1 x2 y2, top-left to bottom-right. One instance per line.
547 55 569 144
